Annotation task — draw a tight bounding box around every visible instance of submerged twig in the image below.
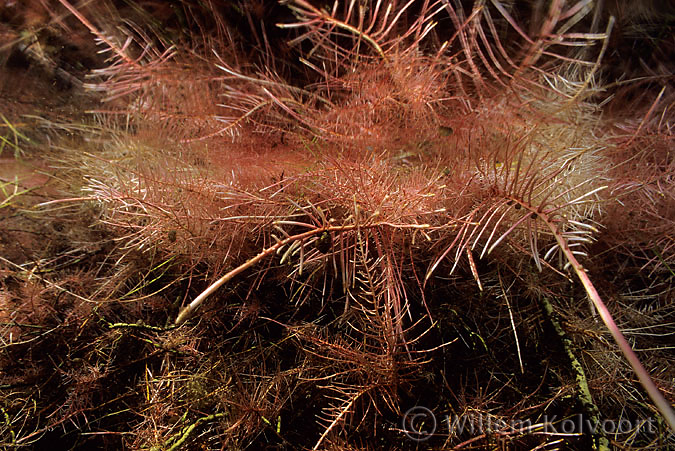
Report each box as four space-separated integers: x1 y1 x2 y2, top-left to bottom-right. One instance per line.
175 222 430 325
540 296 609 451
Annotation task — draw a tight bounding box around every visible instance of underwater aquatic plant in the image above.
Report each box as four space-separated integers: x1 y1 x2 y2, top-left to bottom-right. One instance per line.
2 0 673 449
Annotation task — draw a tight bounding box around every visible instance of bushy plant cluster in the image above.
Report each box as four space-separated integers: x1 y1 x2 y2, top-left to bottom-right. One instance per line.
0 1 673 449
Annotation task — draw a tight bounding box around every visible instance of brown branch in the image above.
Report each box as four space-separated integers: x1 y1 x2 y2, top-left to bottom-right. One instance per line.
174 222 432 325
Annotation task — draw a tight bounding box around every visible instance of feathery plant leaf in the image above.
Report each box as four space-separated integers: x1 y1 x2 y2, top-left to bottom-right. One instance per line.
428 101 610 280
424 97 675 429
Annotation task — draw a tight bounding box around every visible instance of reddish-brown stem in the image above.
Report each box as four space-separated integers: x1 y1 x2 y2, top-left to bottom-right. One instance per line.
57 0 137 67
542 212 675 431
174 222 432 325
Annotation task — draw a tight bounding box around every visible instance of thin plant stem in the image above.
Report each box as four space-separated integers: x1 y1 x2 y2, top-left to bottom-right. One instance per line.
174 222 431 324
544 213 675 431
